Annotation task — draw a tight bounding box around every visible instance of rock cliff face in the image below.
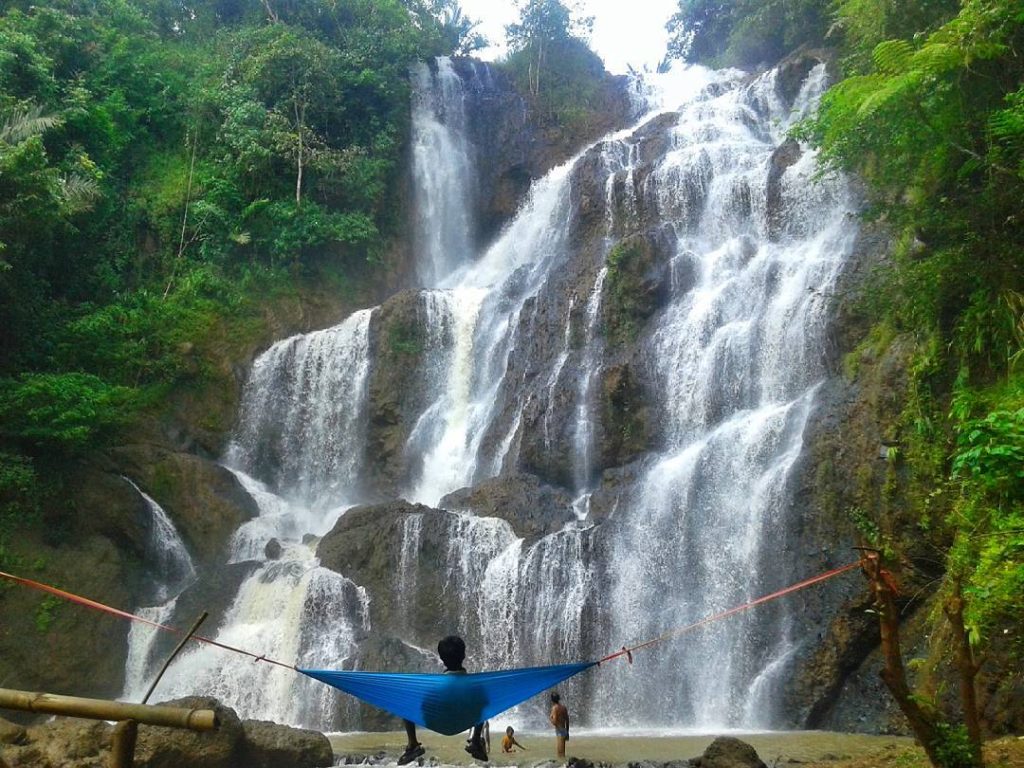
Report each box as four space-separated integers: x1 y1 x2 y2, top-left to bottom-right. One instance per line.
203 53 878 732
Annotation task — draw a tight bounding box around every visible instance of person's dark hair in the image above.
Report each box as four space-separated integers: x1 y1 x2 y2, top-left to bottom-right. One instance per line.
550 692 560 703
506 726 514 735
437 635 466 669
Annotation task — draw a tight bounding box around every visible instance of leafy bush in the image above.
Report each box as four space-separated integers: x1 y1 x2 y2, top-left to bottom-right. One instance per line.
0 373 135 453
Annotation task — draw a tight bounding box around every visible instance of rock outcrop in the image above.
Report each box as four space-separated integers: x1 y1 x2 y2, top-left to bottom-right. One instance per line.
691 737 767 768
110 445 257 564
0 698 332 768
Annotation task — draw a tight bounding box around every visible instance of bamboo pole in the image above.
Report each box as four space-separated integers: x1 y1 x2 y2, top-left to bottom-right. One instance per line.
141 611 207 705
110 720 138 768
0 688 217 731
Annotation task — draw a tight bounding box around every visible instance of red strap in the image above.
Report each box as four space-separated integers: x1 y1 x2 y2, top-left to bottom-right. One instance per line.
599 560 861 664
0 570 296 670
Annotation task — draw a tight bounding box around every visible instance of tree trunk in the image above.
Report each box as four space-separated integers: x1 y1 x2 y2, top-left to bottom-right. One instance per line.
295 102 304 206
861 554 952 768
944 578 984 767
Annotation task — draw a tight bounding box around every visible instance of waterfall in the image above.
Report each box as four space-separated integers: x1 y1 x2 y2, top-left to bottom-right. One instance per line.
594 64 853 728
411 57 478 287
134 58 858 733
225 308 374 516
121 479 195 701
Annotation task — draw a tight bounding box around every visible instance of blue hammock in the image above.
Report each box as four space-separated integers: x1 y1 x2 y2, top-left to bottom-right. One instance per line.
300 662 597 735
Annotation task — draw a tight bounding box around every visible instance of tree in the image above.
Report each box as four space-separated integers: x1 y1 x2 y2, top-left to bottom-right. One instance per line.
406 0 487 55
505 0 591 97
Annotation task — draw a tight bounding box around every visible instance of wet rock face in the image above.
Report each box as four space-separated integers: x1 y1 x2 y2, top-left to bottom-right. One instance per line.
439 473 577 543
766 138 803 241
365 290 449 497
111 445 257 564
317 500 448 644
448 58 633 247
0 471 149 707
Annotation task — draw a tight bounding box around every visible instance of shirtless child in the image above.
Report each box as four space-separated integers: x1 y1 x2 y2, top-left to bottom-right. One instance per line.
549 692 569 759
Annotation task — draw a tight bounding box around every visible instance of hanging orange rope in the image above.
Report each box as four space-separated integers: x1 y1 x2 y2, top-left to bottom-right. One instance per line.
598 560 862 663
0 569 296 670
1 560 861 670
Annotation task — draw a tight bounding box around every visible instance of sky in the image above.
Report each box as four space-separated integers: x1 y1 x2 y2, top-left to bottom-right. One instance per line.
457 0 680 75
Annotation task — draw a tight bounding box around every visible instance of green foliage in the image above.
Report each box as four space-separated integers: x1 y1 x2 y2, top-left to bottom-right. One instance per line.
503 0 609 139
0 451 39 570
34 594 61 633
931 722 977 768
388 322 423 357
0 373 136 453
952 408 1024 499
666 0 827 68
603 241 648 346
0 0 473 476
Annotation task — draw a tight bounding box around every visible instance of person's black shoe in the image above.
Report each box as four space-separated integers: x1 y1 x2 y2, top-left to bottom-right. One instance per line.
465 739 488 762
398 744 425 765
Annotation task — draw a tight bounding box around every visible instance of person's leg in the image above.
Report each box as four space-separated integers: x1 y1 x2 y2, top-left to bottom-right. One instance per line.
399 720 425 765
404 720 418 749
556 734 566 759
466 723 487 760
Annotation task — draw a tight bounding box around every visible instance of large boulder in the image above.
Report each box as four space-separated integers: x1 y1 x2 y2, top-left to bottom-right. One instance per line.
692 737 767 768
135 697 244 768
0 700 335 768
0 718 27 746
317 500 453 643
439 473 576 542
239 720 333 768
0 719 109 768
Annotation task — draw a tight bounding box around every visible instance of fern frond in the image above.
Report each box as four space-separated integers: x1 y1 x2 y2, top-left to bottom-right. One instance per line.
856 72 922 117
0 104 61 144
910 43 962 76
989 110 1024 148
872 39 914 75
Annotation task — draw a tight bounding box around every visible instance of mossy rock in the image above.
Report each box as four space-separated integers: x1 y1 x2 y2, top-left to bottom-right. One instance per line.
601 235 669 347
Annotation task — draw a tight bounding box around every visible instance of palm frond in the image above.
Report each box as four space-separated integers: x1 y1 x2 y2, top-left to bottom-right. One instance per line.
0 104 61 144
60 173 102 213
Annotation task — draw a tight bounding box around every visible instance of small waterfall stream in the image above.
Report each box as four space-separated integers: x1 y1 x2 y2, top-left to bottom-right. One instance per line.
128 57 857 732
121 479 195 701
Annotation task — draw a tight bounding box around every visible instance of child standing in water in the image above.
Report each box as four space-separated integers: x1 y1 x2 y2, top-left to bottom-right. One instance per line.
549 692 569 759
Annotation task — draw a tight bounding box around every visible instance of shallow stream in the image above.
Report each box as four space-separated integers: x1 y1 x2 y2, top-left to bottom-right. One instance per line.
328 730 913 765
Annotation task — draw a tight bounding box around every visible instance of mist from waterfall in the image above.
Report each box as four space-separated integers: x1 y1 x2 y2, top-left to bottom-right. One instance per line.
125 57 857 733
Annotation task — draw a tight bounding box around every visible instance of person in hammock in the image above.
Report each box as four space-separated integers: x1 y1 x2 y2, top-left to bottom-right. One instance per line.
400 635 489 764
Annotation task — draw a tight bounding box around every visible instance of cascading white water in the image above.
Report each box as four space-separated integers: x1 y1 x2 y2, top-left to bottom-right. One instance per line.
594 64 854 728
226 308 374 515
411 57 478 287
139 311 376 725
121 479 195 700
132 58 857 733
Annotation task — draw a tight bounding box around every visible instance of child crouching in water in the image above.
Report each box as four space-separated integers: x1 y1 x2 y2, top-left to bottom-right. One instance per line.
501 726 526 753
